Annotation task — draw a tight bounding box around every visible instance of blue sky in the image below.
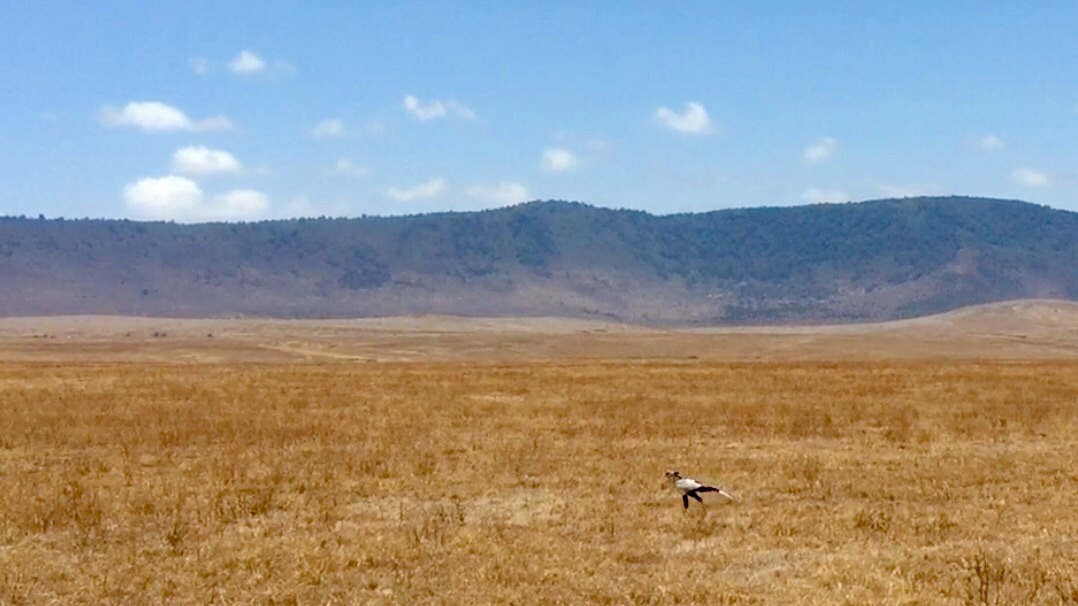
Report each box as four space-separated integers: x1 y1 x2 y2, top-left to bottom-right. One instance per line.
2 2 1077 221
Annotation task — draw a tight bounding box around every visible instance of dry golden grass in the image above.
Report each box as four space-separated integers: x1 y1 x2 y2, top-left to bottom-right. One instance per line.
1 357 1076 604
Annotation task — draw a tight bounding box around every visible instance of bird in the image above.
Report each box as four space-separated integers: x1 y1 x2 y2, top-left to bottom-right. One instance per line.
665 469 734 509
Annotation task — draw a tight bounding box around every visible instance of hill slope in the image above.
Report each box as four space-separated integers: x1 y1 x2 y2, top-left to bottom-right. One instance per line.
2 196 1076 324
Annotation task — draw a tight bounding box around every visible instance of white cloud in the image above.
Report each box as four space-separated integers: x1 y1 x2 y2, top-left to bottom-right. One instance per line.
102 101 191 131
311 119 346 138
403 96 444 120
402 95 476 121
801 187 849 204
101 101 233 132
977 135 1006 151
325 158 370 177
804 137 839 162
123 176 269 221
386 178 447 201
1012 167 1051 188
124 176 203 218
541 147 579 172
465 182 529 205
171 146 241 176
229 50 265 74
194 51 291 76
655 102 714 134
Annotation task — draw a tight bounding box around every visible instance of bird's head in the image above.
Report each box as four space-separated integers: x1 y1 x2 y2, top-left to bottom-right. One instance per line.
664 469 681 480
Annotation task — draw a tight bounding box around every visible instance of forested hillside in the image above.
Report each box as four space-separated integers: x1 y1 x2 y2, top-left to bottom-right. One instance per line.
2 196 1076 324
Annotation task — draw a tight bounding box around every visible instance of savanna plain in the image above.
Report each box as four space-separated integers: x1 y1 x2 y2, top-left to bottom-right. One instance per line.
1 303 1077 604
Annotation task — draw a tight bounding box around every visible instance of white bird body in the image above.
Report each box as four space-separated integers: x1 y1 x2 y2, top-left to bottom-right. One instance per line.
672 476 707 494
665 470 734 508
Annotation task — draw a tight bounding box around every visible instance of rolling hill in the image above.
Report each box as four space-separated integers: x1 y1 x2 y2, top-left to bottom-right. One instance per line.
1 196 1076 325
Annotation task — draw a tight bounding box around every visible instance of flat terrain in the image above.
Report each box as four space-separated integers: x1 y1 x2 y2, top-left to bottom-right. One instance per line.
1 301 1077 604
2 299 1078 363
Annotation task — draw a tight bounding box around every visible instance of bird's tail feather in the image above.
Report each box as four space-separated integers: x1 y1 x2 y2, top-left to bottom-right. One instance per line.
698 486 736 500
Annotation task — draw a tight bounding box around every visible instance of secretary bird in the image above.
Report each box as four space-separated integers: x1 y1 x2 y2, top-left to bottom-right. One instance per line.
665 470 734 509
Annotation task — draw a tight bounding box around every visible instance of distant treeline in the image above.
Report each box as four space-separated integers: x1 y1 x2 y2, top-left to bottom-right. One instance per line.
2 196 1076 324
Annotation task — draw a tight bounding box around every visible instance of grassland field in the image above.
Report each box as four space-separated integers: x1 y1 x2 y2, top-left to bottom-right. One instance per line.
1 304 1077 604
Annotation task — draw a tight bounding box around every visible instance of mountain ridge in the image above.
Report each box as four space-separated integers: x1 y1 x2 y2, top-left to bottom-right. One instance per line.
2 196 1076 325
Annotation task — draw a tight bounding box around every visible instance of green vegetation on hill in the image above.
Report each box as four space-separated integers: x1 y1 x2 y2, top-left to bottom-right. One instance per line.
1 197 1076 324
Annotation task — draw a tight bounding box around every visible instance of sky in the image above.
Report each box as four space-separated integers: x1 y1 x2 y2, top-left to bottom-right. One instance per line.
2 2 1078 222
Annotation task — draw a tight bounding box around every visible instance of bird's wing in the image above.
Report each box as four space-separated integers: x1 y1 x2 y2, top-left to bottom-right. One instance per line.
675 478 704 492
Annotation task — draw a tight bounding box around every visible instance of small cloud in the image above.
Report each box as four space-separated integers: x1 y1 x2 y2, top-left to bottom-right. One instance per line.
541 147 579 172
801 187 849 204
386 178 447 201
324 158 370 177
101 101 233 132
656 102 714 134
171 146 242 176
403 95 476 121
101 101 192 132
195 51 291 76
976 135 1006 151
403 96 445 120
229 50 265 74
311 119 346 138
124 175 203 218
123 175 269 221
465 182 529 205
1012 167 1051 188
804 137 838 163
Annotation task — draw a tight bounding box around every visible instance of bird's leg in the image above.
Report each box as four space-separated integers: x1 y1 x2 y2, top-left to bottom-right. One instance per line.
688 491 704 504
682 495 689 509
